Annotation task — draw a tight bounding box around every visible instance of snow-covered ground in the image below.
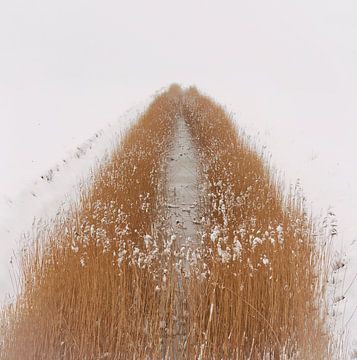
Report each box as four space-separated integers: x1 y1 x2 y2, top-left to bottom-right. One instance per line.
166 116 201 269
0 102 147 303
229 102 357 354
1 0 356 355
0 92 356 355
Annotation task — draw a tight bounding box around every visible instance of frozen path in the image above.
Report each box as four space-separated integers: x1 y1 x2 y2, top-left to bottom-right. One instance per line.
166 116 201 262
162 115 201 358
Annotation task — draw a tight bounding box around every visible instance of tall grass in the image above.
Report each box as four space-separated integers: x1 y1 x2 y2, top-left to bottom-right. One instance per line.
0 87 181 359
181 87 332 359
0 85 334 359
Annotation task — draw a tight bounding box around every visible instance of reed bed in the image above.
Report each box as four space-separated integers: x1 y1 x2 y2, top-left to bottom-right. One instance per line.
0 85 334 359
181 87 332 359
0 87 182 359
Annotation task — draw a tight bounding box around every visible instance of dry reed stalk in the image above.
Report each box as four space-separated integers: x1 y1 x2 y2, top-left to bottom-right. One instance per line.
0 86 182 359
0 84 335 359
180 87 332 359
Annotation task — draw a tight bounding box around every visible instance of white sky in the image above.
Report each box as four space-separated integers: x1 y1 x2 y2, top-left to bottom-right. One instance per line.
0 0 356 196
1 0 357 350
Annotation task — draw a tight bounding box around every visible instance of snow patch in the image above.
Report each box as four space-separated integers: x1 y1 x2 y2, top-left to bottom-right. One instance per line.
0 103 147 303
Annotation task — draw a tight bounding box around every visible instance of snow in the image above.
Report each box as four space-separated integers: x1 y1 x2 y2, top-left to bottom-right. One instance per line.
165 116 201 269
210 226 220 243
0 102 147 303
230 104 357 352
1 0 357 354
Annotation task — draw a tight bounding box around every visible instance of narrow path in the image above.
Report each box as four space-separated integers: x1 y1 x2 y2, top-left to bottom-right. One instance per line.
163 115 201 358
166 116 201 266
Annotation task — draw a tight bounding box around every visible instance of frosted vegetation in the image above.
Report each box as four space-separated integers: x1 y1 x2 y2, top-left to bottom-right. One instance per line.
0 85 343 359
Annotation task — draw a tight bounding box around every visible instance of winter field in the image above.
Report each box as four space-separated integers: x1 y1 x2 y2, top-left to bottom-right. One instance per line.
0 85 350 358
1 0 357 358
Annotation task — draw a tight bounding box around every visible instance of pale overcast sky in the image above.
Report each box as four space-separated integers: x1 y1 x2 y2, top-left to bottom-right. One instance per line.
1 0 356 199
